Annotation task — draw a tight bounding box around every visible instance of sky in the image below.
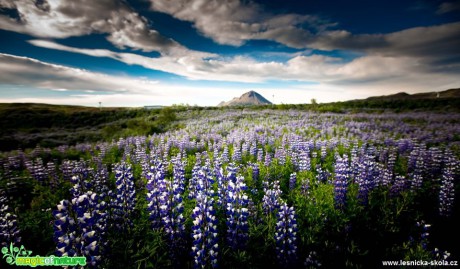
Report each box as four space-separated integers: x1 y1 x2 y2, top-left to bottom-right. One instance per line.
0 0 459 106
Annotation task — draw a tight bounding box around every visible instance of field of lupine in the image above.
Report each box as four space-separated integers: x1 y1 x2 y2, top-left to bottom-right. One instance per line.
1 108 459 268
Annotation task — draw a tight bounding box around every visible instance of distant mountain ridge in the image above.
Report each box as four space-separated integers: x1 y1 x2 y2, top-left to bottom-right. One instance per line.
218 91 272 106
365 88 460 101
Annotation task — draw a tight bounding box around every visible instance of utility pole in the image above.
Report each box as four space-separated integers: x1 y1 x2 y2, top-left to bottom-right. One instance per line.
99 102 102 111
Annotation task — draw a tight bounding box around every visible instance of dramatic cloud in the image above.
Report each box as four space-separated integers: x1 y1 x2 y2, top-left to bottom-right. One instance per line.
3 0 458 61
150 0 326 48
0 53 160 93
26 40 460 91
150 0 460 63
309 22 460 61
0 0 194 55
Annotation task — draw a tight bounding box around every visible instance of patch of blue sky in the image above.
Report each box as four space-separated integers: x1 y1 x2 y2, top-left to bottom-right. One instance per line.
0 5 19 20
310 49 364 62
0 30 172 79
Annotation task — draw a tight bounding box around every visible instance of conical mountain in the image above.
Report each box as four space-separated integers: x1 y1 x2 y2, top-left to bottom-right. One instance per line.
218 91 272 106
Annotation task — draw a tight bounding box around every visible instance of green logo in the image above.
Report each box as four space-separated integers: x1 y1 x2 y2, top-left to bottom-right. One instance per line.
2 243 86 267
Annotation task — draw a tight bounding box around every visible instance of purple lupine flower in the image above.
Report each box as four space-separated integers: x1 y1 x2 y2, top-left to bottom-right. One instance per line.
290 151 299 170
365 145 377 158
222 146 229 164
275 147 286 165
289 173 297 190
60 160 76 181
164 179 186 242
96 143 109 159
146 158 166 229
226 162 238 183
381 167 393 187
191 202 219 268
216 162 238 209
427 147 443 177
54 192 107 268
320 145 327 160
298 149 311 172
262 180 282 214
250 142 257 158
226 176 250 250
334 154 349 209
112 162 136 231
159 156 186 250
275 203 298 266
53 200 78 257
70 162 94 197
264 152 272 167
410 155 424 191
232 144 242 163
151 157 187 265
213 146 220 163
188 154 202 199
251 162 260 182
316 166 330 183
387 150 397 172
257 148 264 162
56 160 107 264
242 142 249 157
0 192 21 247
191 165 219 268
439 152 456 217
355 155 377 205
172 155 186 196
390 175 408 197
408 144 421 173
74 192 107 267
350 144 360 179
27 158 48 185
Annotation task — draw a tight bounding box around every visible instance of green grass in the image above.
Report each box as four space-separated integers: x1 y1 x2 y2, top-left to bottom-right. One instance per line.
0 103 179 151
